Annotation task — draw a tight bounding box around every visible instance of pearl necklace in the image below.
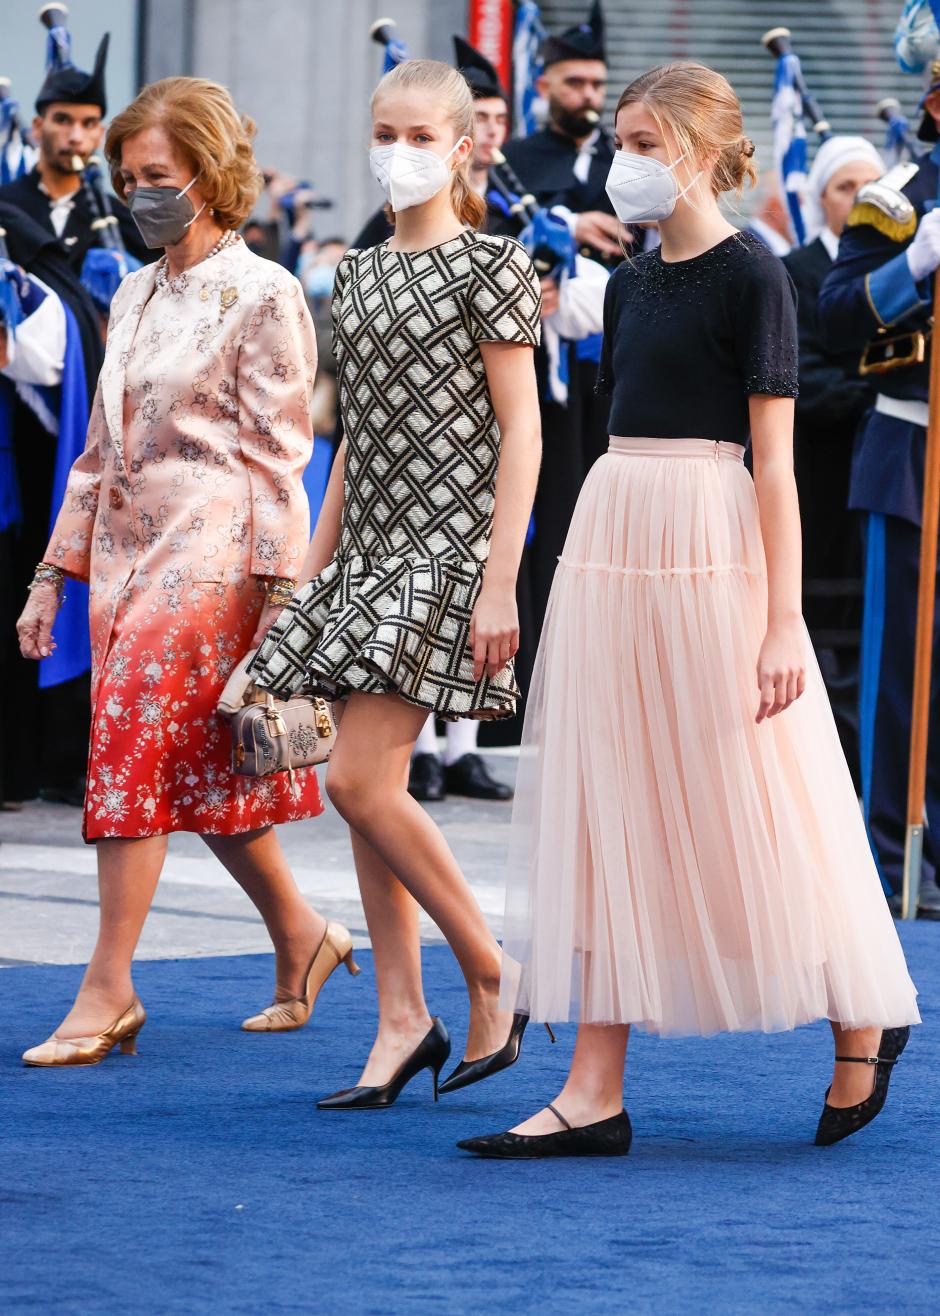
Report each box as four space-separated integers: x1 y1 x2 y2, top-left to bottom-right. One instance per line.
155 229 240 292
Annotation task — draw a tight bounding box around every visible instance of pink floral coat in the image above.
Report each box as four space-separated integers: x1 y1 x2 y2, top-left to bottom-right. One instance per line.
45 240 323 838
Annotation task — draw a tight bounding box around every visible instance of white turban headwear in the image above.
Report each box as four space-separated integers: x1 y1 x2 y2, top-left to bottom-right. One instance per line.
804 135 885 239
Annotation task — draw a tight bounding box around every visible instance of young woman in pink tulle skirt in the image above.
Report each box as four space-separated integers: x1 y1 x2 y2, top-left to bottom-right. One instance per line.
458 63 920 1160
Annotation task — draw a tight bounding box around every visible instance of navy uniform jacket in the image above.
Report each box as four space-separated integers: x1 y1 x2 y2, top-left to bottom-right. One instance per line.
818 155 939 526
0 167 151 277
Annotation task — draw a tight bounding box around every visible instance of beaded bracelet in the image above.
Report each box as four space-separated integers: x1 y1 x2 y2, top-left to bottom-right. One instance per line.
29 563 64 593
28 562 65 608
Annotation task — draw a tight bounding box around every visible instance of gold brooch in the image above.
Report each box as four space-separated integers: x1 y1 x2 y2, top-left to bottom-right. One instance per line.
220 286 239 311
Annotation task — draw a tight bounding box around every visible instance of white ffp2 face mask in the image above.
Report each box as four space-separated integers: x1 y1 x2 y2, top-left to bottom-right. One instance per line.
605 149 702 224
369 138 466 213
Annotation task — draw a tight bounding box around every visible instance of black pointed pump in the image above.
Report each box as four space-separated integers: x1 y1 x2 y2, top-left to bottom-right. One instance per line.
438 1012 555 1096
317 1018 451 1110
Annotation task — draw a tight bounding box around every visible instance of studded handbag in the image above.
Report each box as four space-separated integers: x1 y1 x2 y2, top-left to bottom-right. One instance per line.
217 649 339 789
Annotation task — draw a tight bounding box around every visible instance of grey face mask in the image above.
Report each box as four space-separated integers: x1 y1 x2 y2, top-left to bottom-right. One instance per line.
129 174 205 248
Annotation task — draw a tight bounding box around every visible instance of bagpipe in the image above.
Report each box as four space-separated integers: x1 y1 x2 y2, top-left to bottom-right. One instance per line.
0 78 35 186
761 27 832 245
39 4 141 312
876 97 917 164
369 15 575 280
0 221 26 536
0 222 28 342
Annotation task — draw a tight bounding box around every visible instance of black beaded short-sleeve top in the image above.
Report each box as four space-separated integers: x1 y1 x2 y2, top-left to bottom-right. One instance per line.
596 231 798 445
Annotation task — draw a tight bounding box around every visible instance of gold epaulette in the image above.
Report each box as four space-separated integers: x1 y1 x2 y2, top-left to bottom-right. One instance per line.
846 162 920 243
847 202 917 243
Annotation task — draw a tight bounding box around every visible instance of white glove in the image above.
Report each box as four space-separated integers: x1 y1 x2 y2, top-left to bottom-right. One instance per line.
906 206 940 282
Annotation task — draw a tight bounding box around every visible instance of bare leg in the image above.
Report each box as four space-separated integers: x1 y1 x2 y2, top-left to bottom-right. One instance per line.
511 1023 630 1134
349 825 433 1084
55 834 168 1038
203 826 327 999
827 1022 882 1106
326 691 512 1080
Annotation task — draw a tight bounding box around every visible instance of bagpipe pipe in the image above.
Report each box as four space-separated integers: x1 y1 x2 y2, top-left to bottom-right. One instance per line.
369 15 576 280
0 221 29 343
875 97 917 164
0 77 35 186
39 4 141 313
761 26 832 245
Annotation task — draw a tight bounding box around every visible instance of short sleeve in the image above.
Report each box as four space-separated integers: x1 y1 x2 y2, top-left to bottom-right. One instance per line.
330 249 357 359
469 238 541 346
734 250 799 398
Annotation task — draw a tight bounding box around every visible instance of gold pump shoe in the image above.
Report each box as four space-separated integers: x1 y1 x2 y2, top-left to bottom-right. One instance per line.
241 920 361 1032
22 998 146 1067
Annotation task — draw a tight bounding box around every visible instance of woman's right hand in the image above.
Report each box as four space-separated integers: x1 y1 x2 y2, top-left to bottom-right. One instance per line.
16 583 60 660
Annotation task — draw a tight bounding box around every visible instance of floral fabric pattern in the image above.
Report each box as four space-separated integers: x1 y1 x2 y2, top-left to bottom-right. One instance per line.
45 240 324 838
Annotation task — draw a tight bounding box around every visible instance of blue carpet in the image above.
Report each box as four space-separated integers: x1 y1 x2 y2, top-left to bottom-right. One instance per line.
1 925 937 1315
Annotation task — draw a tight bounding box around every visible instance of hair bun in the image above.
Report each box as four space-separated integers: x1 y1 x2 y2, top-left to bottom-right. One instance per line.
741 136 756 159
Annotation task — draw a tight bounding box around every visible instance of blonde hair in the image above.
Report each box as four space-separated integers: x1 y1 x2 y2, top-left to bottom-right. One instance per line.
105 77 263 230
371 59 486 230
616 62 758 198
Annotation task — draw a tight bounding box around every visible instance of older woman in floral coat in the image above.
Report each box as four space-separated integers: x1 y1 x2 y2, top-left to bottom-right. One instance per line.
16 78 356 1066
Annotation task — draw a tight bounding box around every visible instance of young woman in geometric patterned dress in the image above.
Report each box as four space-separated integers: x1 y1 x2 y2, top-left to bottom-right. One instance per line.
250 60 544 1106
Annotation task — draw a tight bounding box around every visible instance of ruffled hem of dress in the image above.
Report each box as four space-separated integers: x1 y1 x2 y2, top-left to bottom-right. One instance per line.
248 553 518 722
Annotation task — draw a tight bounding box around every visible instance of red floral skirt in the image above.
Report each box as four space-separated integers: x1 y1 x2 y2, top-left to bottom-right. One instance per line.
83 573 323 840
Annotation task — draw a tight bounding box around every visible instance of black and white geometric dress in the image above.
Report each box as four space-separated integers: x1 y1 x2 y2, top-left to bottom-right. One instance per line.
250 229 541 720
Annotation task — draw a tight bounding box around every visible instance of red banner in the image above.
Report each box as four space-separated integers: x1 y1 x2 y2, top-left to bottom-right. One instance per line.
467 0 513 90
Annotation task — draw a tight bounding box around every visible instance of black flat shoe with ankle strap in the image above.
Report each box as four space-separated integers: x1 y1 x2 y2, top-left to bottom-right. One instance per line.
457 1103 633 1160
814 1026 910 1147
438 1012 555 1096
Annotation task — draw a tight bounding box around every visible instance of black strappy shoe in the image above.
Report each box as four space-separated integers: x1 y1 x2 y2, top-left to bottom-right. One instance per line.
316 1018 451 1110
457 1102 633 1160
814 1026 910 1146
437 1012 555 1096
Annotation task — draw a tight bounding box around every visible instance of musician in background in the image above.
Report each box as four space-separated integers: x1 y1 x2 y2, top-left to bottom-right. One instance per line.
783 135 884 790
0 202 101 808
818 68 940 917
479 2 617 746
501 0 619 265
0 29 149 275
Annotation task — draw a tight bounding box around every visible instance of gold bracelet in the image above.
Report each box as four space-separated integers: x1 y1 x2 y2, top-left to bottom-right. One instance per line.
265 577 295 607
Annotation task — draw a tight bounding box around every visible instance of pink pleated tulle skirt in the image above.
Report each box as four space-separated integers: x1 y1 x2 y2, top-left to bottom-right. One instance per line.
500 438 920 1036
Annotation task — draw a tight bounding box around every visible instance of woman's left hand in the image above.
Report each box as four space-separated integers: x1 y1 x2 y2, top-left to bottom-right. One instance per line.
250 602 286 649
756 618 806 723
470 586 519 681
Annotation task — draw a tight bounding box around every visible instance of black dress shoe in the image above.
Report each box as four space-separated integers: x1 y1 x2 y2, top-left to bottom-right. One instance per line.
889 878 940 920
458 1104 633 1160
444 753 513 801
438 1012 555 1096
408 754 446 802
814 1026 910 1146
317 1018 451 1109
